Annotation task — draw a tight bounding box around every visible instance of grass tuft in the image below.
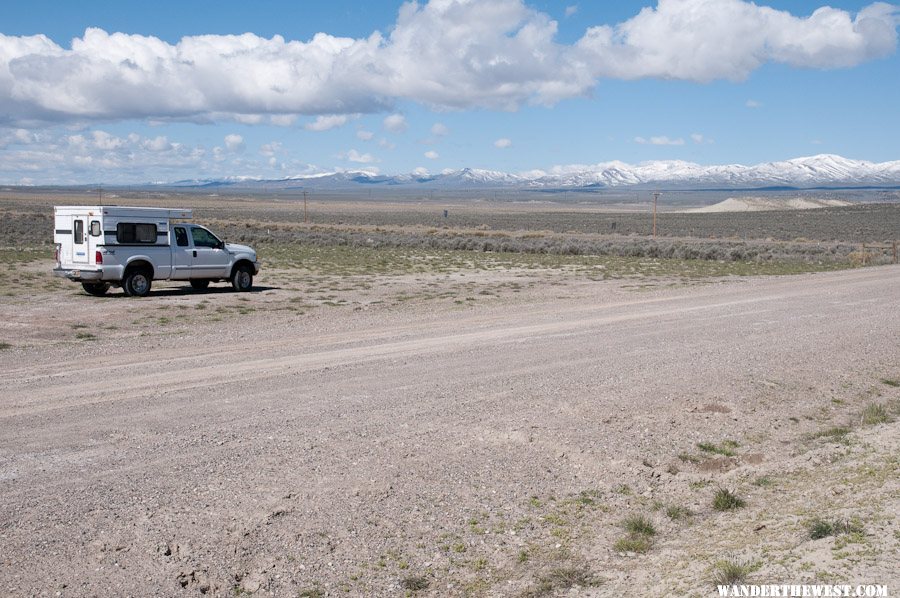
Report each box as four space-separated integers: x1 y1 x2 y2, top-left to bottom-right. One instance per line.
860 403 891 426
712 488 746 511
615 513 657 555
613 535 652 554
697 441 738 457
808 517 864 540
665 505 693 521
400 575 429 592
623 514 656 537
809 426 851 441
523 566 601 597
880 378 899 388
712 557 755 586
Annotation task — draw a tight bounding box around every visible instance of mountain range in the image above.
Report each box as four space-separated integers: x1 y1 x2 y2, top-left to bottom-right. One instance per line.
172 154 900 191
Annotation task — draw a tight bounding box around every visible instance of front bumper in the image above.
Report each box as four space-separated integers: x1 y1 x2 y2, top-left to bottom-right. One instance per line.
53 267 104 282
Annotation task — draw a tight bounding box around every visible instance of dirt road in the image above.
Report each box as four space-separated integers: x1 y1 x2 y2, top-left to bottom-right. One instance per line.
2 266 898 596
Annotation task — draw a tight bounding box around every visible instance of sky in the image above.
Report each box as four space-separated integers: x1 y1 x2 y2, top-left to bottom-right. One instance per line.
0 0 898 185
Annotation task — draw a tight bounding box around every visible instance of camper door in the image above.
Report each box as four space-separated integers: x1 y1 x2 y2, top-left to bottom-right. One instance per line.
70 215 89 264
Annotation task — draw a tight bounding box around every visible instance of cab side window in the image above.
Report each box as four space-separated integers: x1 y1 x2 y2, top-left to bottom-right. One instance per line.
174 227 189 247
191 227 220 248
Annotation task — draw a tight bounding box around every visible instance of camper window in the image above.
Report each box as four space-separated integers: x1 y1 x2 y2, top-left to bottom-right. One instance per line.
74 220 84 244
90 220 101 236
117 223 158 244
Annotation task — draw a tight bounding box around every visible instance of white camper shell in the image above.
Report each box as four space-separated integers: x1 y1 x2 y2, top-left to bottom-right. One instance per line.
53 206 260 297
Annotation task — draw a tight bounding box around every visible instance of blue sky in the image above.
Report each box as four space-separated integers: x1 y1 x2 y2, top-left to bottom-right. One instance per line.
0 0 898 184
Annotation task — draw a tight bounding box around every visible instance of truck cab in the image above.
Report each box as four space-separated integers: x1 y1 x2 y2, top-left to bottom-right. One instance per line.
170 223 258 288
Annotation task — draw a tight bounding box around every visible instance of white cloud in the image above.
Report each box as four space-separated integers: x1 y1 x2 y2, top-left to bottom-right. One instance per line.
224 133 244 151
270 114 297 127
13 129 35 144
424 150 439 159
635 135 685 146
143 135 170 151
430 122 449 136
259 141 282 156
356 128 374 140
746 99 763 108
383 113 408 133
578 1 900 82
305 114 351 131
345 149 377 163
92 130 123 150
565 5 578 18
0 1 891 126
690 133 713 144
232 114 264 125
0 128 213 184
494 138 512 148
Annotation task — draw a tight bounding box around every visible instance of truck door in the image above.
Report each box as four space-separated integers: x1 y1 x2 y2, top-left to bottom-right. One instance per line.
189 226 230 278
171 226 192 280
71 217 88 264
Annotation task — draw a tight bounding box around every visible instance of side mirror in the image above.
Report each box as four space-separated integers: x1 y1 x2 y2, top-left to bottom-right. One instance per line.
216 240 225 250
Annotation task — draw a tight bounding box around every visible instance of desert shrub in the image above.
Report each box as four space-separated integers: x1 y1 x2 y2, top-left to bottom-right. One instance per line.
713 488 746 511
712 557 755 585
808 517 864 540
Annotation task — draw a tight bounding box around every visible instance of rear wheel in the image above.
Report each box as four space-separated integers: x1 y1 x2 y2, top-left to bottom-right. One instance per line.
81 282 110 296
231 264 253 292
123 269 152 297
190 280 210 290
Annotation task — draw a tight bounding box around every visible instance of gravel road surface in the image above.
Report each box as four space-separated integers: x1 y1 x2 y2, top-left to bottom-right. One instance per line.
1 265 898 596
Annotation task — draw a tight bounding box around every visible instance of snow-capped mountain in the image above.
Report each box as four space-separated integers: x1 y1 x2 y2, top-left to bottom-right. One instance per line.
523 155 900 189
174 154 900 191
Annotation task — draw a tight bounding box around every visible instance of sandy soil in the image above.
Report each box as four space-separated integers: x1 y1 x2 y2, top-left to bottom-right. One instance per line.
685 197 852 213
1 264 898 597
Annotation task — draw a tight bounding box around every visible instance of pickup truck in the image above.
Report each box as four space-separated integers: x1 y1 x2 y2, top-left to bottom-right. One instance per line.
53 206 260 297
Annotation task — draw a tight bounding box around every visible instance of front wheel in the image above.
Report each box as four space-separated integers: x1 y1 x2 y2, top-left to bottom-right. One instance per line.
81 282 110 296
123 270 152 297
231 265 253 292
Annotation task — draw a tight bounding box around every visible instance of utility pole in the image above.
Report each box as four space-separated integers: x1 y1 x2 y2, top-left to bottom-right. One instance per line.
98 184 103 206
303 190 308 223
652 191 660 238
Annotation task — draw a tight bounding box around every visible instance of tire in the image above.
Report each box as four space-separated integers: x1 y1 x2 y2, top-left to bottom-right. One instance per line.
231 264 253 292
81 282 110 296
123 269 152 297
190 280 210 290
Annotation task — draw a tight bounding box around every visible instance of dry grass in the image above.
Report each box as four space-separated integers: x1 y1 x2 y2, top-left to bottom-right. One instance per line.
712 488 746 511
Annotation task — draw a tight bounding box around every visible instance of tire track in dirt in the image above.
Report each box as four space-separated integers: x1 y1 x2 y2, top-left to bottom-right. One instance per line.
2 266 896 418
